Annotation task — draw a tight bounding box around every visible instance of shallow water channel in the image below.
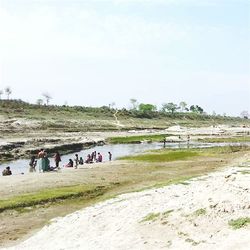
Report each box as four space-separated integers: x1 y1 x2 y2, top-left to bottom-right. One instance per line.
0 141 249 175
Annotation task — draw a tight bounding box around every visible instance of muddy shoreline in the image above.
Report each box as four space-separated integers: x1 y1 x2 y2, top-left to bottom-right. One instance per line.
0 136 106 163
1 125 250 163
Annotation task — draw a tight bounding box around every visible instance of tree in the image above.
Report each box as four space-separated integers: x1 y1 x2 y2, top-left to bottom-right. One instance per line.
36 99 43 106
130 98 138 110
108 102 116 109
0 90 3 99
240 111 249 119
5 87 12 100
179 101 187 112
138 103 157 112
42 92 52 105
162 102 179 114
190 105 204 114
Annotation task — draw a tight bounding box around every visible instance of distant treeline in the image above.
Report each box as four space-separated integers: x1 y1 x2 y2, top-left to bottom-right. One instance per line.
0 99 244 121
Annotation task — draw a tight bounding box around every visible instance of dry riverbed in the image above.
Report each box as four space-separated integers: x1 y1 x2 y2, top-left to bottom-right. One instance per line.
0 146 249 249
1 152 250 250
1 125 250 249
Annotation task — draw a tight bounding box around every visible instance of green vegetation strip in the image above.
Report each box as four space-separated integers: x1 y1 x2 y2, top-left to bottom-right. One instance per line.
193 208 206 216
119 146 250 162
198 136 250 143
140 209 174 223
119 150 199 162
0 185 110 213
228 217 250 229
108 134 169 144
140 212 161 222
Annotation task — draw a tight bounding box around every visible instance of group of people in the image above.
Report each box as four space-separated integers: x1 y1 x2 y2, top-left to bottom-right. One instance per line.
29 149 61 172
2 149 113 175
65 151 112 168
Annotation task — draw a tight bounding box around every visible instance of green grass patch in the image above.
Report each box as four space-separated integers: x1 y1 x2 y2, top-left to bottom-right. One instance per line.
151 176 198 189
193 208 206 216
183 145 250 156
108 134 169 144
119 150 199 162
238 170 250 175
185 238 200 246
140 209 174 223
162 209 174 216
228 217 250 229
198 136 250 143
132 145 248 162
180 182 190 185
140 212 161 222
0 185 110 213
178 231 189 237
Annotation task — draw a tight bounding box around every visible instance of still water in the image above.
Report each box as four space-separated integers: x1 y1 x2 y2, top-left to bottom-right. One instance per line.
0 142 249 175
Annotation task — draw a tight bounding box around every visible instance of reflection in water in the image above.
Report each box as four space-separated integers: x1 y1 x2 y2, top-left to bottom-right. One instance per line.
0 141 249 175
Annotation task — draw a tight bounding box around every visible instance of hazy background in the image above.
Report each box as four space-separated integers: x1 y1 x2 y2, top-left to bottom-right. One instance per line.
0 0 249 116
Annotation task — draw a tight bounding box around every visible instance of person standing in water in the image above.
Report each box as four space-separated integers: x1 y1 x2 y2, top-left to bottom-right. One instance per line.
54 152 61 169
163 138 167 148
74 154 79 168
37 149 46 172
108 152 112 161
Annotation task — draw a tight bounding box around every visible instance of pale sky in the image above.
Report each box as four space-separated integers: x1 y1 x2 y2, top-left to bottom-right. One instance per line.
0 0 249 116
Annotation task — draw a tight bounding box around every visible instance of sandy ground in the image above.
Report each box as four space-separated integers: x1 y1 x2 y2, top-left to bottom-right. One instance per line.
2 158 250 250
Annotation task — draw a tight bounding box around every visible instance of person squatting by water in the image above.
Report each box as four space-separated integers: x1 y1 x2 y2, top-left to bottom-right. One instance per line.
79 157 84 165
2 166 12 176
97 152 103 163
65 159 74 168
85 154 93 164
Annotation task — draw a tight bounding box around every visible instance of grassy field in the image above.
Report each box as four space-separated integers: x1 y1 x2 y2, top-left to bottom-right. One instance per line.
119 150 200 162
0 185 110 213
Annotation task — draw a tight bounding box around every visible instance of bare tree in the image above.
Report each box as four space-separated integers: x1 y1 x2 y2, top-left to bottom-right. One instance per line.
5 87 12 100
42 92 52 105
130 98 138 110
179 101 187 112
36 99 43 106
0 90 3 99
109 102 116 109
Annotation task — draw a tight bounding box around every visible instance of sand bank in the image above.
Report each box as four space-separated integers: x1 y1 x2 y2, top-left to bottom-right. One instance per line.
3 158 250 250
